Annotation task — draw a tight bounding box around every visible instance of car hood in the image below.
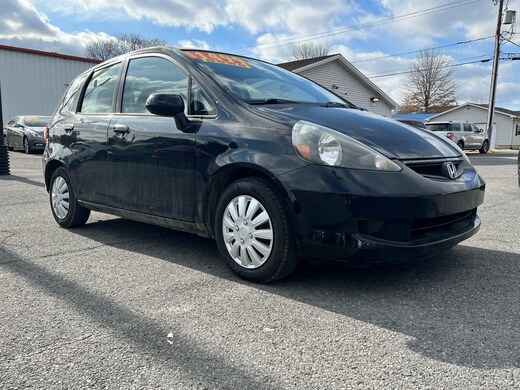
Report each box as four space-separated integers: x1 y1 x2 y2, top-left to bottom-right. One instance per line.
256 105 461 160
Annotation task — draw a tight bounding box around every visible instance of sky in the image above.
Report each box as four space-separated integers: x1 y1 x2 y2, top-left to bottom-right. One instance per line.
1 0 519 110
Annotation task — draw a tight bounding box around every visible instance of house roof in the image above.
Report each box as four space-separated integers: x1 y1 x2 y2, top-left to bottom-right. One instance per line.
428 102 520 120
277 55 337 71
0 44 100 64
277 54 398 110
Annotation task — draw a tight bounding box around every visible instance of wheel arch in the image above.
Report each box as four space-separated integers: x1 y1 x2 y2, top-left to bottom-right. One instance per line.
202 163 290 237
44 159 65 191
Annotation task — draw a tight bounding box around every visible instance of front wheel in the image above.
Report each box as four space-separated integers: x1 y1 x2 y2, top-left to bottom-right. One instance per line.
457 140 464 150
49 167 90 228
214 178 300 283
23 137 31 154
479 140 489 154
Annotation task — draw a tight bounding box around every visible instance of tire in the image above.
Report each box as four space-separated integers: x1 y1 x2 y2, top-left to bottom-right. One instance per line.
214 177 300 283
479 140 489 154
457 140 464 150
49 167 90 228
23 137 31 154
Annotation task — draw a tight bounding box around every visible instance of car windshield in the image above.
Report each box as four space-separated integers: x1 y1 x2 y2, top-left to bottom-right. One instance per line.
425 124 449 132
183 50 350 106
23 117 50 127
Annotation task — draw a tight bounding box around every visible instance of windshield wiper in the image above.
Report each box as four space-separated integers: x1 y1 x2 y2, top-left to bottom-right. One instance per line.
322 101 359 109
246 98 300 105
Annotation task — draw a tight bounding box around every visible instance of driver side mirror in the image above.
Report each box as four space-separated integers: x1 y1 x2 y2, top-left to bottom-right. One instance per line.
145 93 190 131
479 129 484 133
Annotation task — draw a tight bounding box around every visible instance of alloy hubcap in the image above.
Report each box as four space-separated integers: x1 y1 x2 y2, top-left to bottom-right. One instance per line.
51 176 70 220
222 195 273 269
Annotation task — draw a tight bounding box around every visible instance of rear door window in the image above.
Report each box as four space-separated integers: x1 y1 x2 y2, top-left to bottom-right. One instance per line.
80 63 122 114
449 123 461 132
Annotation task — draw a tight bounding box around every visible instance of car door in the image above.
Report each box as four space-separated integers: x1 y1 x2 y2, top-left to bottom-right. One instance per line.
470 123 486 147
462 123 478 148
12 117 25 148
4 117 17 147
65 62 122 205
108 55 200 221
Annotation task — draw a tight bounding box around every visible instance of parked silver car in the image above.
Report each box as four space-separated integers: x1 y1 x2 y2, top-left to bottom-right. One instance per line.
3 116 50 153
425 121 490 154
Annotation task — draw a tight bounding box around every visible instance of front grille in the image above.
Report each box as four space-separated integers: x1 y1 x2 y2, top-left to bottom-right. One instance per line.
411 209 476 242
404 157 464 180
358 208 477 244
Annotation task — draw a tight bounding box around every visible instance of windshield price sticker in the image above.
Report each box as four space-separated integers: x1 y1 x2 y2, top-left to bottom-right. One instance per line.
185 51 251 68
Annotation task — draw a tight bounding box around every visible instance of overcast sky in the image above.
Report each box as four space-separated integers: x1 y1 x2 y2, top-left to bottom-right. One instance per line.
1 0 519 109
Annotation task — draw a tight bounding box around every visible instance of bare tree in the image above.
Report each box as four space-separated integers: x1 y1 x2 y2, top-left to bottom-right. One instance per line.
85 32 168 61
291 42 330 60
400 49 458 113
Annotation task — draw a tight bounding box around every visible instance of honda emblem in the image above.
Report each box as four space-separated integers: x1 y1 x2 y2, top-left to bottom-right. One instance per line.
443 162 458 179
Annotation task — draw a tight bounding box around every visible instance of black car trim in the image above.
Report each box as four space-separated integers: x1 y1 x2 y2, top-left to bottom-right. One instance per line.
79 201 211 238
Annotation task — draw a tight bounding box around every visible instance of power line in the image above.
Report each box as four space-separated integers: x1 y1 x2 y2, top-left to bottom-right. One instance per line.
368 54 518 79
234 0 485 54
350 36 494 64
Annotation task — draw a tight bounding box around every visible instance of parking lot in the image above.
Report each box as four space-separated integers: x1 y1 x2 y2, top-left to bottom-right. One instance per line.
1 150 519 389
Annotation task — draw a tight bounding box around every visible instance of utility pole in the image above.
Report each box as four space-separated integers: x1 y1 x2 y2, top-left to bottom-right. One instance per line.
486 0 504 147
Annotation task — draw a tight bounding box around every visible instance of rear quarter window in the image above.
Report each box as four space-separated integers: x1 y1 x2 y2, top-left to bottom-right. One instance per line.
62 73 89 112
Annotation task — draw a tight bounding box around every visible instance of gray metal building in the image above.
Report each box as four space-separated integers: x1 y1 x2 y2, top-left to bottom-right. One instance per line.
0 45 99 126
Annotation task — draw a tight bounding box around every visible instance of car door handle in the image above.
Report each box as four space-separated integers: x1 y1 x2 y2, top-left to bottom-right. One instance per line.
112 124 129 134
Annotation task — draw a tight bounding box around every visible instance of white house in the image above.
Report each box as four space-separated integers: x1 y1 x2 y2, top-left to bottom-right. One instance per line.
0 45 99 126
278 54 398 117
427 103 520 149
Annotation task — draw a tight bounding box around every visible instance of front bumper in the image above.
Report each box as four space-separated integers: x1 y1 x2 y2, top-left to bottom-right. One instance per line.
277 162 485 263
28 135 45 150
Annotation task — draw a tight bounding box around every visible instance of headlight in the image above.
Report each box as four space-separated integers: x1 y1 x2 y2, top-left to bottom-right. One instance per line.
292 120 401 171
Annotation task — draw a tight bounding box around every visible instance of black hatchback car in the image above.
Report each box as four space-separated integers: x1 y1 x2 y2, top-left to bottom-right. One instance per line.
43 47 485 282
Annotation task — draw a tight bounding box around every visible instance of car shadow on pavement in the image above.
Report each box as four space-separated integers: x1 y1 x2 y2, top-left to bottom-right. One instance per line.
0 174 45 188
60 217 520 370
0 245 284 390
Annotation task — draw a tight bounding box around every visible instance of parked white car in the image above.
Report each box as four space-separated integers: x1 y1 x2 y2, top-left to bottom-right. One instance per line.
425 121 490 154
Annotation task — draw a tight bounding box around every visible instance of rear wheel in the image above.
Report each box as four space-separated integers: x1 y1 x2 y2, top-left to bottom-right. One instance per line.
215 177 300 283
479 140 489 154
49 167 90 228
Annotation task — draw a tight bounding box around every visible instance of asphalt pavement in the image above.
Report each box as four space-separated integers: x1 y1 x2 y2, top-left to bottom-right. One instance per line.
0 150 519 389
